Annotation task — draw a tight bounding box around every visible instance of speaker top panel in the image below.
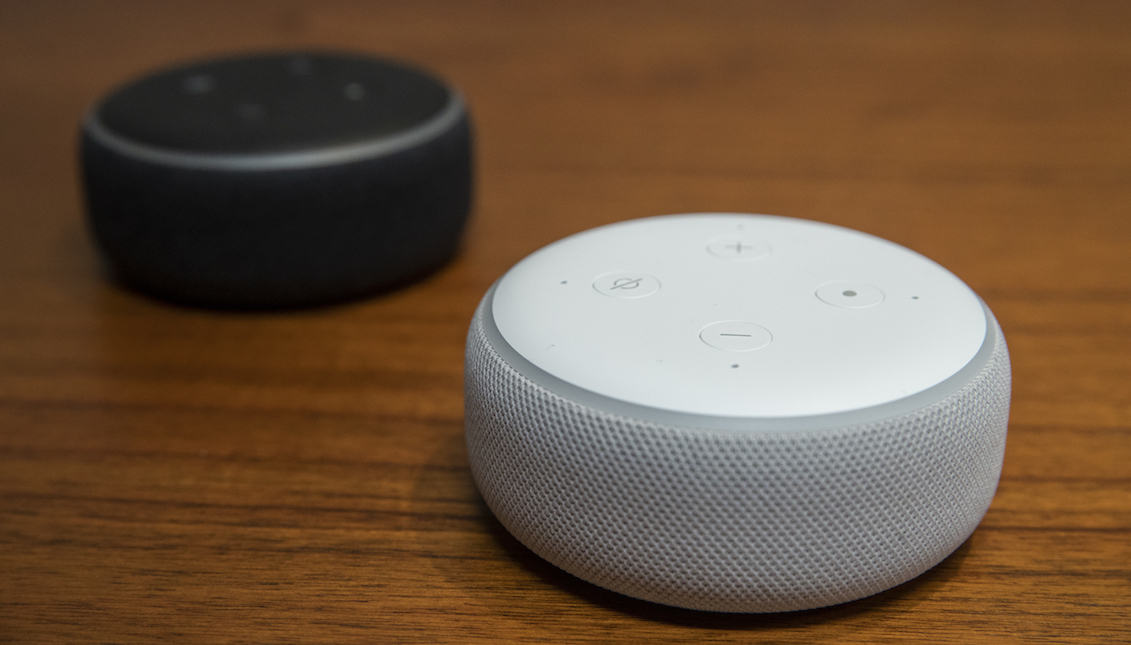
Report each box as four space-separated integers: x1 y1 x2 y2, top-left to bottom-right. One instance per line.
86 51 459 168
491 214 987 418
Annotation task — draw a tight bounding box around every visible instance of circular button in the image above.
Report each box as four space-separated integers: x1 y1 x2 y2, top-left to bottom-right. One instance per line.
182 74 215 95
593 272 660 298
707 237 771 260
700 321 772 352
816 281 884 308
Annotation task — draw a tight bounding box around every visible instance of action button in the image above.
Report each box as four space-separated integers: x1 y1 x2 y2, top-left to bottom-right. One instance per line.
816 281 884 308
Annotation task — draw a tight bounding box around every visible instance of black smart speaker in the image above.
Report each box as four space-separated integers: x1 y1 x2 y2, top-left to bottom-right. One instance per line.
81 51 473 308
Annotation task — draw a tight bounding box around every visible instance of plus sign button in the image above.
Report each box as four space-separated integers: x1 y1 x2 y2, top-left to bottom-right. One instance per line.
706 237 771 260
592 272 661 298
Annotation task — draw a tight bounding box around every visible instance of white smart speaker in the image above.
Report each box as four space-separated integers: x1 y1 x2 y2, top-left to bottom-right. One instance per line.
464 213 1010 613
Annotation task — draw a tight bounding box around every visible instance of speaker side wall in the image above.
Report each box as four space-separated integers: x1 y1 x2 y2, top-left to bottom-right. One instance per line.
464 294 1011 613
81 113 473 308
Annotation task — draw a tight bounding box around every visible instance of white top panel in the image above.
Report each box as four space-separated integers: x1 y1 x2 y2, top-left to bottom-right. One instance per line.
491 214 987 418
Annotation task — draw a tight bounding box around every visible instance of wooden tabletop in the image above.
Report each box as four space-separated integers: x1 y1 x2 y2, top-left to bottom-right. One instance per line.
1 1 1128 642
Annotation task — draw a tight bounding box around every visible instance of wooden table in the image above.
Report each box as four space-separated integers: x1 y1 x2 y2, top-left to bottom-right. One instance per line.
1 1 1128 642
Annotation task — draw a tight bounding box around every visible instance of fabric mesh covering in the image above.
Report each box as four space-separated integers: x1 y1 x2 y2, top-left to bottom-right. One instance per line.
465 297 1011 613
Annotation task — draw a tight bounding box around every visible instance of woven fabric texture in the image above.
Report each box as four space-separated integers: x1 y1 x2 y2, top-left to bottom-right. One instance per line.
465 298 1011 613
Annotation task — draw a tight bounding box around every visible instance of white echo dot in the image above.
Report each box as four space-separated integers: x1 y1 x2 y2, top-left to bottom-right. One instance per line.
464 213 1011 613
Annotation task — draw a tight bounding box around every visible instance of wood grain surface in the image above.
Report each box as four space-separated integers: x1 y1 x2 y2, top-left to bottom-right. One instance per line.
1 1 1128 642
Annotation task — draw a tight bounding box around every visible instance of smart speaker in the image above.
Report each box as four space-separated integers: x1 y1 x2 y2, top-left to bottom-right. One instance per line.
81 51 472 308
464 214 1010 613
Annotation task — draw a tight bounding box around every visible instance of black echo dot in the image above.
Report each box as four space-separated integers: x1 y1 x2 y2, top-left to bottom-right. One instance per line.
80 51 473 308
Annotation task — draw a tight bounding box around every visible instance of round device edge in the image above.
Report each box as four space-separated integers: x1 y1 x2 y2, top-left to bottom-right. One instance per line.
83 90 467 172
479 279 1003 433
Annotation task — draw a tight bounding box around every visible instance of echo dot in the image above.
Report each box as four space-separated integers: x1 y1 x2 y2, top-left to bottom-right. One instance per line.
80 51 472 308
464 214 1011 613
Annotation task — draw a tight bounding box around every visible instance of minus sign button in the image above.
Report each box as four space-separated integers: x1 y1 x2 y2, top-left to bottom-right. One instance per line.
700 321 772 352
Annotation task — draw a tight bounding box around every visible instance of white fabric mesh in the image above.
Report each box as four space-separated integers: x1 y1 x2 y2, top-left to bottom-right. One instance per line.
465 298 1011 613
